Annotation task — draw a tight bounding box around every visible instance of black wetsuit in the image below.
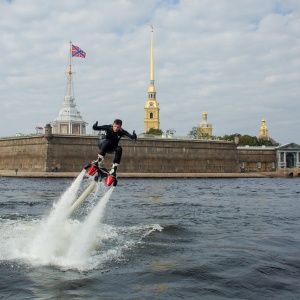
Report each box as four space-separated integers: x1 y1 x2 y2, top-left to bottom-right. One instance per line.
92 122 136 164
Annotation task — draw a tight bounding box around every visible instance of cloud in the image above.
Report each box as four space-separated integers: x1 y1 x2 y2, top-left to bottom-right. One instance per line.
0 0 299 145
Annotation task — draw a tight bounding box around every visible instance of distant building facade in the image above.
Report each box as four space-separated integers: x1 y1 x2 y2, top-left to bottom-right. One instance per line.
276 143 300 169
51 95 87 134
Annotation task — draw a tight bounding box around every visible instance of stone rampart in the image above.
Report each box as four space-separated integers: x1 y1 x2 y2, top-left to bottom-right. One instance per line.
0 136 47 171
1 135 282 174
237 147 276 172
120 137 240 173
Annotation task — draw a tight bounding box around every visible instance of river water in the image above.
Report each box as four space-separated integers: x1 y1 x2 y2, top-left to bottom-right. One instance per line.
0 174 299 299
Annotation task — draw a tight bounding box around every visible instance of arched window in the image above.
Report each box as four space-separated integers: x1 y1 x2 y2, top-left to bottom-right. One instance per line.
150 112 153 119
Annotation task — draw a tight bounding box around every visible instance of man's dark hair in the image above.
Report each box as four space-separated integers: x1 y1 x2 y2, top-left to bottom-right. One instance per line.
114 119 122 126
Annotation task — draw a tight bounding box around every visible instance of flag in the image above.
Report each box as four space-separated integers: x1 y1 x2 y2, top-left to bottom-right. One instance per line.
72 44 86 58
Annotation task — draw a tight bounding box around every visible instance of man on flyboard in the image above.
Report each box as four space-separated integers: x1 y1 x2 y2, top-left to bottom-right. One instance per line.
92 119 137 176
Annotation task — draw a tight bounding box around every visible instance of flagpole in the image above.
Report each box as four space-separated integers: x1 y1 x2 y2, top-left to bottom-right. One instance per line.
68 41 73 97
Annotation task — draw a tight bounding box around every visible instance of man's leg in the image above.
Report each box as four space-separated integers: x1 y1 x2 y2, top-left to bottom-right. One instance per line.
98 139 113 163
113 146 122 164
110 146 122 176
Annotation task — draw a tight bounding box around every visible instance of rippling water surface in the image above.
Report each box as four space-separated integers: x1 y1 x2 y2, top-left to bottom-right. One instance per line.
0 176 299 299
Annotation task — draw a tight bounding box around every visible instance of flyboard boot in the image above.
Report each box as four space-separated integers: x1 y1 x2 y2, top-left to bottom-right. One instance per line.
105 163 119 186
84 155 103 174
97 154 104 165
84 155 117 186
109 163 119 177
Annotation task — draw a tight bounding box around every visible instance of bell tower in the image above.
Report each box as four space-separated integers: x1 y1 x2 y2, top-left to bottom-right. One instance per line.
198 112 213 137
258 118 269 140
144 25 160 133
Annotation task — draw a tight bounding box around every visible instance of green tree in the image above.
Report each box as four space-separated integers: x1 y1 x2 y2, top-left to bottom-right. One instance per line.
146 128 163 135
220 133 278 146
188 127 211 138
188 126 199 138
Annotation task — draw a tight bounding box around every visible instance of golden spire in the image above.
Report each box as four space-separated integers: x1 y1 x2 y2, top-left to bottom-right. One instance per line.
144 25 160 132
148 25 156 94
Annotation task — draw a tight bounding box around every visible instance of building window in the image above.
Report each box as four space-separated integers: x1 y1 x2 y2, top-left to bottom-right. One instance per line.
60 124 68 134
150 112 153 119
257 162 261 169
241 162 245 168
72 124 80 134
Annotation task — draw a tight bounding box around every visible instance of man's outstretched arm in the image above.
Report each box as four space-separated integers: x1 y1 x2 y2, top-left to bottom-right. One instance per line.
93 121 110 131
122 129 137 141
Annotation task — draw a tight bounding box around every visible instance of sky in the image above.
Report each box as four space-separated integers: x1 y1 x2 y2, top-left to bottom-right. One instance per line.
0 0 299 145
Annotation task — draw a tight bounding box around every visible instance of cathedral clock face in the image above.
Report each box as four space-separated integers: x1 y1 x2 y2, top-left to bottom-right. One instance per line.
149 102 154 107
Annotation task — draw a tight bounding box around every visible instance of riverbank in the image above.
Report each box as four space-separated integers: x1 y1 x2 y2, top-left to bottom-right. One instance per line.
0 170 283 178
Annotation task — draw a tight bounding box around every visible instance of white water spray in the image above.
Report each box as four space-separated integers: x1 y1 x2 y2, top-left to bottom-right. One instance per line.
3 171 162 271
17 169 120 270
65 186 115 266
25 170 87 263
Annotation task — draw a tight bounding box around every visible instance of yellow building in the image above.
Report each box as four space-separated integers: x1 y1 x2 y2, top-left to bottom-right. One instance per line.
144 25 160 133
258 118 269 140
198 112 213 137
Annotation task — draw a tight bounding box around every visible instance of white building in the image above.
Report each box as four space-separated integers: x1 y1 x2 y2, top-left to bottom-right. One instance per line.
51 42 88 134
276 143 300 169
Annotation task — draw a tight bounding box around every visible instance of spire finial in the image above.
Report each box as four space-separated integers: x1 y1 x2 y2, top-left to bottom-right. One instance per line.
150 25 154 82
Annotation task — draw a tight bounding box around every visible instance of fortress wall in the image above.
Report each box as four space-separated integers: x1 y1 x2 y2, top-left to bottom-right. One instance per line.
44 135 240 173
237 148 276 172
45 135 99 171
0 136 47 171
120 138 240 173
0 135 277 173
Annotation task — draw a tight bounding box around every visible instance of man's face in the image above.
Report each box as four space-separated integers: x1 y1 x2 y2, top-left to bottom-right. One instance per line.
113 123 121 132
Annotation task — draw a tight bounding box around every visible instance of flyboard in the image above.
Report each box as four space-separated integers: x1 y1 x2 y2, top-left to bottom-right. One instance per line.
68 160 117 216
